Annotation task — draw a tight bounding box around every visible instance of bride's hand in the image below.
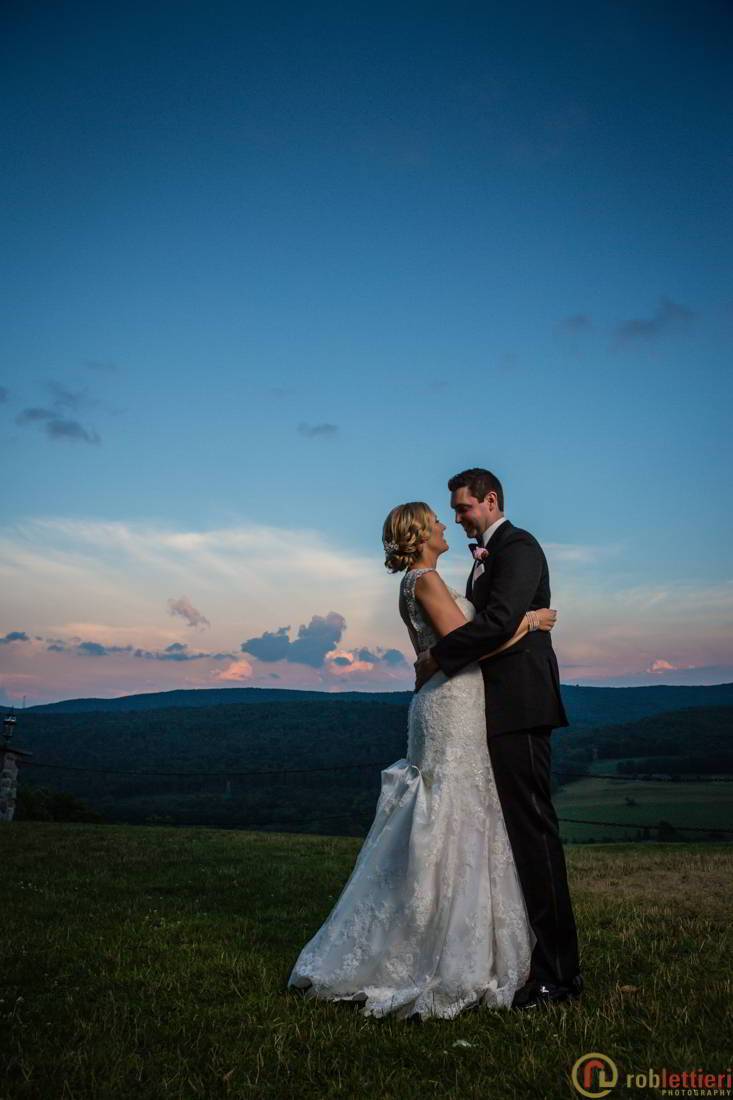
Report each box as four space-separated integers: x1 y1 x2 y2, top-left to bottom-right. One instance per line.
535 608 558 631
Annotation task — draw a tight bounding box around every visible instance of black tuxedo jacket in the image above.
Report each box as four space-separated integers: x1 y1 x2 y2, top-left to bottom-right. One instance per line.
431 519 569 736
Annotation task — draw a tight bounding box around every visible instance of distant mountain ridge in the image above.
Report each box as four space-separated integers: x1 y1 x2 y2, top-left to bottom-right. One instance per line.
14 681 733 729
21 686 411 713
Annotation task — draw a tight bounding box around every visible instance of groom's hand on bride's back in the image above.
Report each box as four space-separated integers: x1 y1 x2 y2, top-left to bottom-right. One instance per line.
414 650 439 693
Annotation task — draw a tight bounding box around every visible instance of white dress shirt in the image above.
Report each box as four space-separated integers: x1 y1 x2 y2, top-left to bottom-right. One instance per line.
471 515 507 586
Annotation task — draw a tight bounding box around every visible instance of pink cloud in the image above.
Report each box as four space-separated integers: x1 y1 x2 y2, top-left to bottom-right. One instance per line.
647 658 678 674
211 658 253 682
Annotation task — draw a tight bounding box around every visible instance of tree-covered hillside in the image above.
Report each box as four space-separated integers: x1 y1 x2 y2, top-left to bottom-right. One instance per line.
8 694 732 836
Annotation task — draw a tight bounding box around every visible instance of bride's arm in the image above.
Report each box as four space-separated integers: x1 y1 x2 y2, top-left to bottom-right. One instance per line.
413 571 557 690
414 571 556 645
478 607 556 661
413 570 468 637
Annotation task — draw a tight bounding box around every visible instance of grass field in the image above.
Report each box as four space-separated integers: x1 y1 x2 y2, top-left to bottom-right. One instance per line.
553 774 733 842
1 823 731 1100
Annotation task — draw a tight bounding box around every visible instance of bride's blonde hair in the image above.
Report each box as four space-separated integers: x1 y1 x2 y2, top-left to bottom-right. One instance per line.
382 502 434 573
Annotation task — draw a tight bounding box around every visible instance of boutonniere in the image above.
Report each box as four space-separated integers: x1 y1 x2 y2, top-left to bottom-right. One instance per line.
469 544 490 562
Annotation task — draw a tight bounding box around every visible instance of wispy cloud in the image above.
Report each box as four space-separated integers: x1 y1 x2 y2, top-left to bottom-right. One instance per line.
16 407 53 425
133 642 234 662
43 636 233 662
0 516 394 672
167 596 210 630
78 641 134 657
15 407 101 444
298 422 338 438
46 380 94 413
0 386 9 403
2 515 730 703
613 297 695 346
544 542 608 565
46 419 100 444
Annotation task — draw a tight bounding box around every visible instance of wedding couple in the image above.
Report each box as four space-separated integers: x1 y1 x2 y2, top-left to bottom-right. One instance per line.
287 467 582 1020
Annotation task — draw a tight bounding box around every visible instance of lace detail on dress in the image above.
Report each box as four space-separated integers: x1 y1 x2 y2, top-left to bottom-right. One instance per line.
400 567 439 653
287 569 534 1020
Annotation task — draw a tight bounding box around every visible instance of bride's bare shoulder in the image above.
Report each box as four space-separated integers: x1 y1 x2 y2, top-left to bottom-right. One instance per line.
414 569 451 599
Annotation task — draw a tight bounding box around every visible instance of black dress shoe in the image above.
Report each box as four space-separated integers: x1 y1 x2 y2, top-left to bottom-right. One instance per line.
512 973 583 1010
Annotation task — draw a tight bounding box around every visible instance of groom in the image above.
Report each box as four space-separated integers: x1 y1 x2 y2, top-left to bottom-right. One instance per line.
415 467 582 1009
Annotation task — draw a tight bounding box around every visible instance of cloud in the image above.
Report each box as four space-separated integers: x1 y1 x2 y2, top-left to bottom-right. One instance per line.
241 611 347 668
47 381 92 413
0 386 8 403
322 643 410 685
46 419 101 444
544 542 607 565
133 642 234 662
613 297 695 345
15 407 101 444
556 314 592 334
77 641 134 657
240 626 291 663
0 631 30 645
211 658 254 682
297 422 338 438
42 635 231 662
167 596 210 630
647 655 677 673
16 407 54 424
0 517 388 660
354 646 408 667
78 641 112 657
382 649 407 666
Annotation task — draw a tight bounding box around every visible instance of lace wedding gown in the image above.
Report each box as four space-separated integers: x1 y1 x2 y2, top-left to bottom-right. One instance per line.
287 567 534 1020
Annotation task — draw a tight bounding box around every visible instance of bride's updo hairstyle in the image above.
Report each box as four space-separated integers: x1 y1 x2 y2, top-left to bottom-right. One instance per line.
382 502 434 573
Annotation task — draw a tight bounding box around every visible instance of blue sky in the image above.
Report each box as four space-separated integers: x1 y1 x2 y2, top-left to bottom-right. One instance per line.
1 1 732 703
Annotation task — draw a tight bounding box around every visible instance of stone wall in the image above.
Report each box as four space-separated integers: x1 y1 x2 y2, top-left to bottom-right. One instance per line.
0 750 20 822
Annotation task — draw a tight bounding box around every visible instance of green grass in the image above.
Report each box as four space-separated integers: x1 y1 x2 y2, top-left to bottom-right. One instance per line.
1 823 731 1099
554 775 733 842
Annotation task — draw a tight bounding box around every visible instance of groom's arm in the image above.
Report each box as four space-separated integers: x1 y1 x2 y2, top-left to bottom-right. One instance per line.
431 533 544 679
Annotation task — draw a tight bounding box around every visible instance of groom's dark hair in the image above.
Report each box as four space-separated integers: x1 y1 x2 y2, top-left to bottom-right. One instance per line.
448 468 504 510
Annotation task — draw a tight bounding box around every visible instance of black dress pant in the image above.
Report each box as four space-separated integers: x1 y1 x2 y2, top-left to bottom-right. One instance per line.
487 725 580 986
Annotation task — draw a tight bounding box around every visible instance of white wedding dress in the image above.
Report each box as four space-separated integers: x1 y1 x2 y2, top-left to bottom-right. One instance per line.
287 567 534 1020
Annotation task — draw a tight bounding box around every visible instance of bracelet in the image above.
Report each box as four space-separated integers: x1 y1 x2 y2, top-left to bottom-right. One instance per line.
527 610 538 631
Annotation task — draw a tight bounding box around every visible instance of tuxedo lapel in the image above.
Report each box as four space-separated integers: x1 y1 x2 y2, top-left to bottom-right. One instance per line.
470 520 514 607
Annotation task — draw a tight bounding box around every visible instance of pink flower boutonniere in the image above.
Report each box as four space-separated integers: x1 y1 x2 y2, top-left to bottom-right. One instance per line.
469 544 490 562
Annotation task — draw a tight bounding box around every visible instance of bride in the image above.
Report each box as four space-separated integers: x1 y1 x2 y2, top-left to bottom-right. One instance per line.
287 501 557 1021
